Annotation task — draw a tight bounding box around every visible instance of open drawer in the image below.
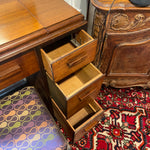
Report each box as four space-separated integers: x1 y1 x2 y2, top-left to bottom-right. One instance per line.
47 63 104 118
41 30 97 82
51 96 103 143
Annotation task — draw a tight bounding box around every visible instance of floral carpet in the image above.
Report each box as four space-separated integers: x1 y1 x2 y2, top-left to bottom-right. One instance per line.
64 86 150 150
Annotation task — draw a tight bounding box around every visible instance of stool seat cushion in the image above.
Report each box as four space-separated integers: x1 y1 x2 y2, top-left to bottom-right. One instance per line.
0 86 67 150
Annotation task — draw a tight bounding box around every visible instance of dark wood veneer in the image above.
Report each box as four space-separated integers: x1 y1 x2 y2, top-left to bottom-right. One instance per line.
92 0 150 88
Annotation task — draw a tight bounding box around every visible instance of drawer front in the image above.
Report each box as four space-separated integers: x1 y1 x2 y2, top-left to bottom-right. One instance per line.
41 30 97 82
46 63 104 118
0 50 40 90
67 76 104 118
52 97 103 143
52 39 97 82
51 99 75 140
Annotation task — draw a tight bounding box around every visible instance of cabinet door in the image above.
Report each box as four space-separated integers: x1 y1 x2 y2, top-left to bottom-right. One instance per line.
99 29 150 88
108 38 150 77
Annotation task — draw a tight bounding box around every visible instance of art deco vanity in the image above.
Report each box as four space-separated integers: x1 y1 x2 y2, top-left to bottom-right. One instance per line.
0 0 104 143
91 0 150 88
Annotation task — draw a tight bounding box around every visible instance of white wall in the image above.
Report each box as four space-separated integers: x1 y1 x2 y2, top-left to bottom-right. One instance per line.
64 0 88 19
64 0 95 35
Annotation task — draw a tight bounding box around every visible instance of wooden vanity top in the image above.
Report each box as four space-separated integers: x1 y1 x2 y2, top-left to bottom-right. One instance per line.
0 0 42 46
0 0 86 62
19 0 80 28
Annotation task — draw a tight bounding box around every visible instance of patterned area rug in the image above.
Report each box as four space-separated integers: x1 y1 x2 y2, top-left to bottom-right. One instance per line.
64 86 150 150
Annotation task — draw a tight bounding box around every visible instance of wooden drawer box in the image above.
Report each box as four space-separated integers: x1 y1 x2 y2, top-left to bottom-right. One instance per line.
41 30 97 82
47 63 104 118
51 97 103 142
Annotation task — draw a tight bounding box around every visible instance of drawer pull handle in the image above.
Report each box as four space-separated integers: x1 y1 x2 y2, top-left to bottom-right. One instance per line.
0 63 21 81
84 121 97 132
67 52 87 68
79 88 97 101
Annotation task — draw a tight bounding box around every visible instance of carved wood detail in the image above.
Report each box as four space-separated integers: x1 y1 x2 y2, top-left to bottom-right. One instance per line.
92 9 107 68
92 9 106 38
104 77 150 89
110 13 150 31
91 0 150 88
99 43 114 74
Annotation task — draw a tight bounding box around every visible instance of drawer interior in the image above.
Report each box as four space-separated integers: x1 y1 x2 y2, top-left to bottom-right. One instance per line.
57 63 102 97
52 97 103 142
68 99 100 129
41 30 93 61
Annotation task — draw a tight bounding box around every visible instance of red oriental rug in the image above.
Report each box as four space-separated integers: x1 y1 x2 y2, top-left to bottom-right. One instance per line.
61 86 150 150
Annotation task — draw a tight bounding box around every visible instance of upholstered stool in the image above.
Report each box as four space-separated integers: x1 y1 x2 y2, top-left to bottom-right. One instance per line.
0 86 68 150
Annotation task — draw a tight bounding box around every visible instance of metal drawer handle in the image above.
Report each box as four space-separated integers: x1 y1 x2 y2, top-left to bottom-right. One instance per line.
67 52 87 68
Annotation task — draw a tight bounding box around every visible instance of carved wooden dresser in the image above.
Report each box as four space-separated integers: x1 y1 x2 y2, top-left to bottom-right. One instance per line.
91 0 150 88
